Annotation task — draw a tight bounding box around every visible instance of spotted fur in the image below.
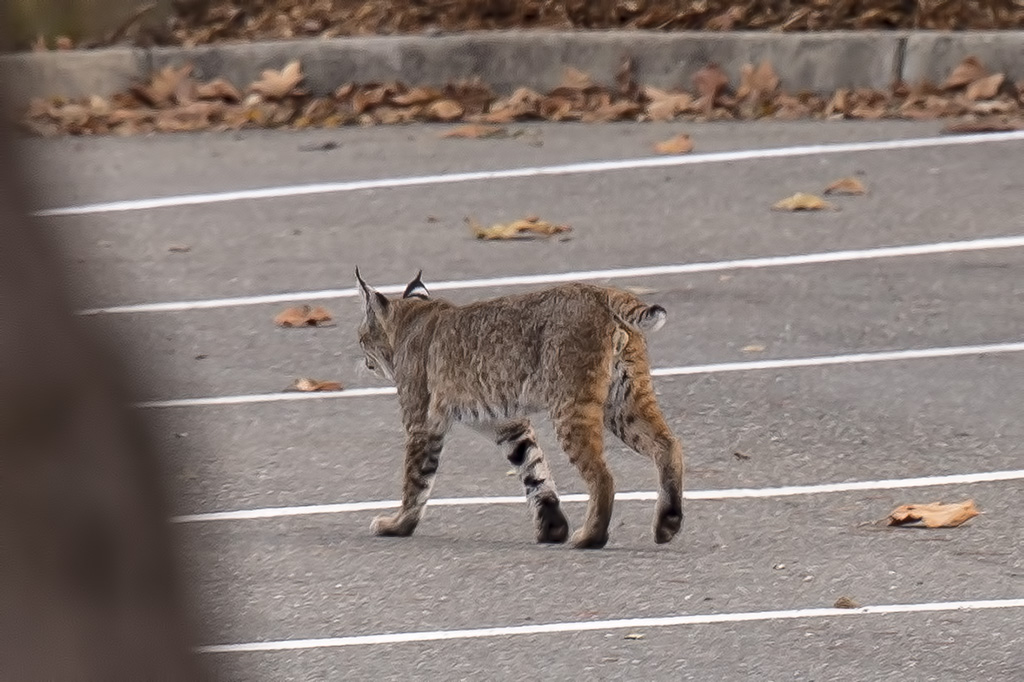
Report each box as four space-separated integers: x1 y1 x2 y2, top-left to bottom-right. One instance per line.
356 270 684 549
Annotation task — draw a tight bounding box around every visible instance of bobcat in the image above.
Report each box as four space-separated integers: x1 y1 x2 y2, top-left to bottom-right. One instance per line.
356 270 684 549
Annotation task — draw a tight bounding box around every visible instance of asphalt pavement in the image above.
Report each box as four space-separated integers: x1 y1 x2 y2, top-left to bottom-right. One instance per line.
29 120 1024 681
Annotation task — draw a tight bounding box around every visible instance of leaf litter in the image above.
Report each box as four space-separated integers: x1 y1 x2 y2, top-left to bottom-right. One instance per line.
468 216 571 241
654 134 694 155
20 55 1024 138
823 177 867 196
292 378 344 392
274 305 334 327
771 193 837 212
885 500 981 528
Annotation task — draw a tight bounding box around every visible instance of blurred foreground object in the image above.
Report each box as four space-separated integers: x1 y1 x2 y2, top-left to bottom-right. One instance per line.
0 55 205 682
3 0 174 49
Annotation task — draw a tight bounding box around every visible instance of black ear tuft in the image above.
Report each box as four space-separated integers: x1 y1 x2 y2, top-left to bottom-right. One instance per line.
403 270 430 300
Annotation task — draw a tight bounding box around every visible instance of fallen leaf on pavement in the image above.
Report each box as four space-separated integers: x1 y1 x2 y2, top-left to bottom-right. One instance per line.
941 117 1024 134
741 344 766 353
560 67 593 90
468 216 571 240
623 633 645 640
886 500 981 528
167 243 191 253
293 378 344 392
654 134 694 155
736 60 780 100
942 56 988 90
771 193 837 212
693 63 729 102
965 73 1005 101
824 177 867 195
274 305 334 327
440 124 508 139
196 78 242 102
834 597 861 609
390 86 442 106
132 64 194 107
251 60 304 100
426 99 465 121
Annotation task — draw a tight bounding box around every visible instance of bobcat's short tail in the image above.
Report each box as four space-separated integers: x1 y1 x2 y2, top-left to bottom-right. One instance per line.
606 290 667 332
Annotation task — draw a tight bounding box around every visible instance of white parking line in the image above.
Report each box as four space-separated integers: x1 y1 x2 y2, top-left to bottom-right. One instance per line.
173 467 1024 523
37 131 1024 218
80 234 1024 315
138 341 1024 409
197 597 1024 653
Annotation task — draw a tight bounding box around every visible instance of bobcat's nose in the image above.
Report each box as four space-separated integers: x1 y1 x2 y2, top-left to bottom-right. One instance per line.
365 357 376 371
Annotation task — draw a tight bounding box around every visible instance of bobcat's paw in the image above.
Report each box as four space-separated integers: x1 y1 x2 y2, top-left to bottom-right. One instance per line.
569 527 609 549
370 514 414 537
535 498 570 544
653 504 683 544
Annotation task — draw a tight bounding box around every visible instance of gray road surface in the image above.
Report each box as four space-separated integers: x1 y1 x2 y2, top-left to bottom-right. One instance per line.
29 120 1024 681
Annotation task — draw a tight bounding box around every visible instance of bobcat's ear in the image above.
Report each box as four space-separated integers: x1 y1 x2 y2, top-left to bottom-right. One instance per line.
402 270 429 300
355 267 389 320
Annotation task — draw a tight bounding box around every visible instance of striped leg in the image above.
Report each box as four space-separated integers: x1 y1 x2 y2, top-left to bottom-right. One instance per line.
486 420 569 544
371 429 445 537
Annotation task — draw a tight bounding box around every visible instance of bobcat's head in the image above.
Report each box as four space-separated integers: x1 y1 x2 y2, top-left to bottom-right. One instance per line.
355 269 430 381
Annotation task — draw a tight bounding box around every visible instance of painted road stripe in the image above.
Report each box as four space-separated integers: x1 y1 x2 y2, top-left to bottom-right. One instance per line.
139 341 1024 409
197 598 1024 653
79 234 1024 315
173 468 1024 523
38 131 1024 218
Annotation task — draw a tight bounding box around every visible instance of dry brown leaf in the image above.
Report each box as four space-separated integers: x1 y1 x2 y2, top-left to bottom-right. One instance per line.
965 73 1005 101
197 78 242 102
824 177 867 195
654 134 694 155
693 64 729 101
623 633 645 640
132 64 194 107
440 124 508 139
643 87 695 121
426 99 465 121
390 86 442 106
834 597 861 609
293 378 344 392
274 305 334 327
583 100 641 123
942 56 988 90
560 67 593 90
741 344 766 353
941 117 1024 134
468 216 571 241
737 60 780 100
250 60 304 100
771 193 837 212
887 500 981 528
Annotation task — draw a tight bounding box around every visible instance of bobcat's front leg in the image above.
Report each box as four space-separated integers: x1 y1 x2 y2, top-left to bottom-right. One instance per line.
371 428 446 537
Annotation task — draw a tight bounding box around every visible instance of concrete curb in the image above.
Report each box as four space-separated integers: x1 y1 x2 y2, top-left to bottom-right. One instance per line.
2 30 1022 104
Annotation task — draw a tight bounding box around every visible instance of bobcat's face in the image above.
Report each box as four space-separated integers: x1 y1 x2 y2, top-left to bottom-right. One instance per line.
357 315 394 381
355 269 430 383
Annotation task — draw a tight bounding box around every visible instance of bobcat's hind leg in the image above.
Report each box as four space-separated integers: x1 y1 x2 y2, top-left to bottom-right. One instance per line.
371 427 447 537
553 402 615 549
480 420 569 544
606 336 684 545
